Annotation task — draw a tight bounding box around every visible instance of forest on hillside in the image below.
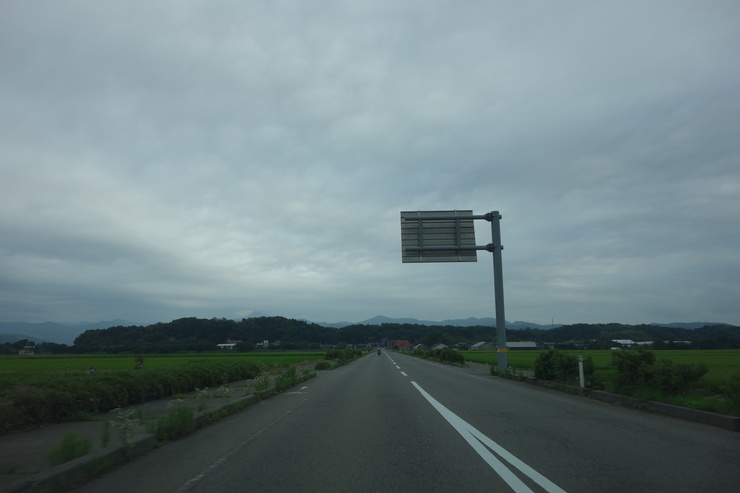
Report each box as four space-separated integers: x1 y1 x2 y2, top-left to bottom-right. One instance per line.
3 317 738 354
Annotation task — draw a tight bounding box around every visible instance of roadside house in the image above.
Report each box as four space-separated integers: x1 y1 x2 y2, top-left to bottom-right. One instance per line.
393 340 412 350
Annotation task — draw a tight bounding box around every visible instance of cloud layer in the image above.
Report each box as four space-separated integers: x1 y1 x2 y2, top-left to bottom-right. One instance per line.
2 1 739 326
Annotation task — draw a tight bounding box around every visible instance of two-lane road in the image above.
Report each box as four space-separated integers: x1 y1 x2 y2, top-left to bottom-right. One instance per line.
76 352 740 492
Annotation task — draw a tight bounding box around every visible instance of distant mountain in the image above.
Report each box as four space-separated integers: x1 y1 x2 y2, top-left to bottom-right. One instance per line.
242 311 270 319
320 315 486 327
0 319 136 345
508 320 563 330
3 315 734 346
316 316 734 332
649 322 734 330
317 320 354 329
316 315 559 330
0 333 45 344
12 316 737 353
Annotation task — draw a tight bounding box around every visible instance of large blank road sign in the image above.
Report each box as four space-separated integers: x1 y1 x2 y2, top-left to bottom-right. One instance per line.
401 210 477 263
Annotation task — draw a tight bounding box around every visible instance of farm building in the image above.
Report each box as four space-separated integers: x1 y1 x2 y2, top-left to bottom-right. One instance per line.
470 341 538 350
507 341 538 350
611 339 635 348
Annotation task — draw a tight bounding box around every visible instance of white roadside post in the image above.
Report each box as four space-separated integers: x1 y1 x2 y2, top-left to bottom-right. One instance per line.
578 355 585 388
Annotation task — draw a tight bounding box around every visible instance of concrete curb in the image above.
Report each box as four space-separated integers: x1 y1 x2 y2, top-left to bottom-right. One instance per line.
587 389 740 431
9 434 158 493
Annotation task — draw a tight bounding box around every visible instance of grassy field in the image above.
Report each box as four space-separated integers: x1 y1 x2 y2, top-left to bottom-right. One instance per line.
0 350 357 433
0 351 326 381
461 349 740 386
460 349 740 416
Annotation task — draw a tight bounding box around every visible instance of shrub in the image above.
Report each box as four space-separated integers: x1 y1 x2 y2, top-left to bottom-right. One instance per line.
47 432 91 467
325 348 362 363
725 374 740 413
534 350 594 386
610 347 656 389
274 368 298 392
113 407 139 450
431 348 465 365
1 360 261 434
649 360 708 394
101 420 111 448
610 348 708 395
410 348 464 365
253 372 270 393
152 403 195 441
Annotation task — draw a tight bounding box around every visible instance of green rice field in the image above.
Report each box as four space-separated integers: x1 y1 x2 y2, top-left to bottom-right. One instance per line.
461 349 740 385
0 352 326 380
461 349 740 415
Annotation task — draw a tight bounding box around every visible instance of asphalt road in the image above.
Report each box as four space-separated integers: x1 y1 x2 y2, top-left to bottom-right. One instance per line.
74 352 740 492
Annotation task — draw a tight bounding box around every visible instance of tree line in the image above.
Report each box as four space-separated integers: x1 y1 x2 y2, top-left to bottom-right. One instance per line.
2 317 738 354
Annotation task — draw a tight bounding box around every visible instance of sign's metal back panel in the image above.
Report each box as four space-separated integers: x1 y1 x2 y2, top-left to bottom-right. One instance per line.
400 210 477 263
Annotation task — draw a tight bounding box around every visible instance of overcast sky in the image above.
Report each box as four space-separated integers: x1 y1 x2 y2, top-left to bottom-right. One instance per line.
2 1 739 328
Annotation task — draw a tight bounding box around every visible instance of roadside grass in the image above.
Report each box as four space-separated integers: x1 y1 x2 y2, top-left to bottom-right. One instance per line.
461 349 740 416
47 432 92 467
461 350 740 380
0 352 326 434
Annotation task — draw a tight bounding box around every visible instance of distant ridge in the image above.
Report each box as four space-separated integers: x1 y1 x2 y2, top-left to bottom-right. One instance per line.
2 316 735 345
649 322 734 330
317 315 558 330
0 333 45 344
0 319 136 345
242 311 270 319
316 316 734 331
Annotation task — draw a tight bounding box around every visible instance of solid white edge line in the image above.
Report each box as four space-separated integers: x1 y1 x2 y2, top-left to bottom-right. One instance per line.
465 425 567 493
411 382 533 493
411 381 567 493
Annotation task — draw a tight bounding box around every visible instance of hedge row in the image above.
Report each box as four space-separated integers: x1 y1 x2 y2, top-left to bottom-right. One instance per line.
533 348 708 396
534 350 595 386
0 359 260 434
610 348 708 394
325 348 364 363
411 348 465 365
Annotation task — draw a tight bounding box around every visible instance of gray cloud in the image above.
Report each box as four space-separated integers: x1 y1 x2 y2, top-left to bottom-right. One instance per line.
2 1 739 326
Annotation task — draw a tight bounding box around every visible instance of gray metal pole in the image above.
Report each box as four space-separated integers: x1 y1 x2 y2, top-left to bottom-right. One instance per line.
489 212 508 372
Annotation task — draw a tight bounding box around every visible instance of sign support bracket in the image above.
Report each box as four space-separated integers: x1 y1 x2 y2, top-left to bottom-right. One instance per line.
400 210 508 371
